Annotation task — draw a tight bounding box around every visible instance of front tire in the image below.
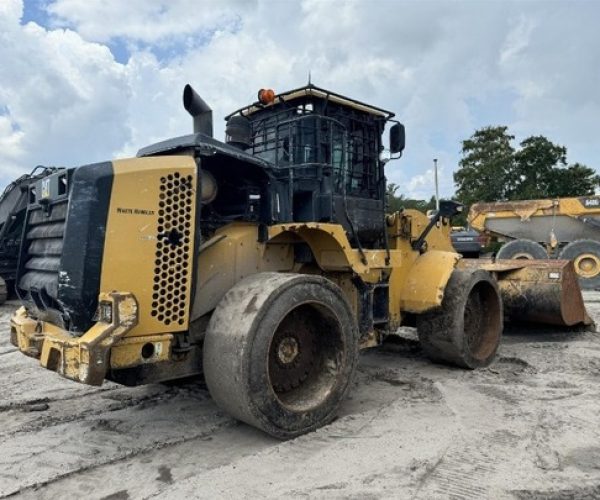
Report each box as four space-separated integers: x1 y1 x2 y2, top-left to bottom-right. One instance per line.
496 239 548 260
559 239 600 290
203 272 359 439
416 269 503 369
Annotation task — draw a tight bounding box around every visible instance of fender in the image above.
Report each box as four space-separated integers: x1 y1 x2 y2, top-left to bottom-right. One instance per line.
268 223 386 282
398 250 460 313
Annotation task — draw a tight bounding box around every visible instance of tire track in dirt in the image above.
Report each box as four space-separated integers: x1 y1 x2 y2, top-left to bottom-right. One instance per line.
410 343 600 497
152 372 459 499
15 424 276 500
1 418 235 499
0 385 181 439
9 370 432 500
411 380 522 500
415 344 600 499
2 299 600 498
0 388 234 498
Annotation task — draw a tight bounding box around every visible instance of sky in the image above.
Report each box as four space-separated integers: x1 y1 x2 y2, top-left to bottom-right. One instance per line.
1 0 599 199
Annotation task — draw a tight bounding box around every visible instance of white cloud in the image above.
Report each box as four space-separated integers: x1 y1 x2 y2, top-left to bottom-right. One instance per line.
500 15 536 64
0 0 130 176
0 0 599 200
46 0 252 44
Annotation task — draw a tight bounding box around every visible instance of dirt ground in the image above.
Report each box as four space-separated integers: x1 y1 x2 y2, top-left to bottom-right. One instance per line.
1 296 600 500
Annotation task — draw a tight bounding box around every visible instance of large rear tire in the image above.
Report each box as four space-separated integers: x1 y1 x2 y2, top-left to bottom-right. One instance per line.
559 239 600 290
416 269 503 369
496 239 548 260
0 277 7 305
203 272 359 439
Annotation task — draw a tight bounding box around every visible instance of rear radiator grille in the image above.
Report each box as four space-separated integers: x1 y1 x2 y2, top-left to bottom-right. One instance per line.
19 201 67 302
151 172 194 325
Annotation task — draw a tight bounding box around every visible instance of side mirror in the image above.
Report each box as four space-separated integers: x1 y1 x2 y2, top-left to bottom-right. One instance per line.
439 200 463 218
390 123 405 154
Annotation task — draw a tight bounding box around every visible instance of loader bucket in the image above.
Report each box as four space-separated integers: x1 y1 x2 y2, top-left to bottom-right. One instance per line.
458 259 593 327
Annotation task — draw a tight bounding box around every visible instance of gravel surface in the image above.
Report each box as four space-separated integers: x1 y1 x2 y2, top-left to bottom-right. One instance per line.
1 294 600 499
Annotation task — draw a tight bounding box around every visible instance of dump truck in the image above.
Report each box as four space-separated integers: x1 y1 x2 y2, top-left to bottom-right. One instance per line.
0 167 59 304
470 197 600 289
9 84 591 438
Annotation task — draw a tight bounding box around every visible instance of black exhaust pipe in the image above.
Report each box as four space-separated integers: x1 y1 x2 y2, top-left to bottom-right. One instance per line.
183 84 213 137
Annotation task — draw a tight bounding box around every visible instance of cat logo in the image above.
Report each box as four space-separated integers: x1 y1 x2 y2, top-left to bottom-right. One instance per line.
41 178 50 199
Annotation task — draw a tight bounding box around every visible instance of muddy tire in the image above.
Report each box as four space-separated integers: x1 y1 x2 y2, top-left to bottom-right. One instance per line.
416 269 503 369
203 272 359 439
496 239 548 260
0 277 7 305
559 239 600 290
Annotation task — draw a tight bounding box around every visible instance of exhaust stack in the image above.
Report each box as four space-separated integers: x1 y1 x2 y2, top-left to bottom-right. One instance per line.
183 84 213 137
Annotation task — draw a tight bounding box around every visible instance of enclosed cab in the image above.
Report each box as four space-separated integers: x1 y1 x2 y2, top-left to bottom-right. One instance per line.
139 84 404 249
223 85 398 247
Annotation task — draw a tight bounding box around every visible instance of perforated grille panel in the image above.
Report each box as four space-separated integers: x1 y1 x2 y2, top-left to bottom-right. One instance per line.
151 172 194 325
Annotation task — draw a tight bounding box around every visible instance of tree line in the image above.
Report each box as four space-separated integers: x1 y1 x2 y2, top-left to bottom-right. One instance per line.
388 125 599 215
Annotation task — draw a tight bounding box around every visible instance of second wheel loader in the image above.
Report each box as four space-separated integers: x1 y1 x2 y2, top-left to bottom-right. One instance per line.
10 83 591 438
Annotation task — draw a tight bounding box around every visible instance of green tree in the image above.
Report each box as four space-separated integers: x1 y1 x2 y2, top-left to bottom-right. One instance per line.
547 162 599 197
510 136 566 199
455 126 599 204
386 182 436 214
454 126 515 205
386 182 402 212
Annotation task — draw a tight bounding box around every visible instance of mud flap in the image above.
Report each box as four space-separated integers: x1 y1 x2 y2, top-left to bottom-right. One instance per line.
459 259 593 327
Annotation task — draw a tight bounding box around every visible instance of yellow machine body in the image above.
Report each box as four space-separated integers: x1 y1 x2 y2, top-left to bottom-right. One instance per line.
9 83 594 442
11 156 592 386
10 158 468 384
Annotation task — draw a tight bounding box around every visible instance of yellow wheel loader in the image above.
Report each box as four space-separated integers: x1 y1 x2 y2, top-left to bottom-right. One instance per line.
470 197 600 289
10 84 591 438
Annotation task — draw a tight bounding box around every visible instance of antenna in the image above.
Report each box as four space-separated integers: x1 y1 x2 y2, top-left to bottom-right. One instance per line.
308 70 312 85
433 158 440 211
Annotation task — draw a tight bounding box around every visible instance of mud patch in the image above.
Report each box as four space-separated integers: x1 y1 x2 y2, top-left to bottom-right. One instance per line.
157 465 173 484
371 370 443 403
100 490 130 500
315 481 347 490
497 356 535 370
473 384 523 405
545 380 579 389
504 323 591 343
382 333 421 353
513 484 600 499
565 446 600 472
89 418 124 433
484 356 538 381
0 399 50 413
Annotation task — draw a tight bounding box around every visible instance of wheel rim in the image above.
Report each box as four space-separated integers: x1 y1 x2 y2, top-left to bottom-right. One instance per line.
574 253 600 279
462 282 501 361
511 252 534 260
268 303 344 412
268 309 316 393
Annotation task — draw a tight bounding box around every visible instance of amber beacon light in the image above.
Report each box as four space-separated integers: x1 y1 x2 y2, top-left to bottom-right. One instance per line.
258 88 275 104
